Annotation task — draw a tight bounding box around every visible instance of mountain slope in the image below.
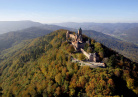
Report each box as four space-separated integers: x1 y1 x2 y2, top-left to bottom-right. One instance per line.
0 29 138 97
83 30 138 63
0 26 137 64
120 27 138 44
0 21 43 34
0 27 52 51
0 24 74 51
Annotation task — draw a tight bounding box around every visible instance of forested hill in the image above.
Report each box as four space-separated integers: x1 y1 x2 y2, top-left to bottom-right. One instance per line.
0 27 52 51
83 30 138 63
120 27 138 44
0 25 73 51
0 29 137 97
0 26 138 63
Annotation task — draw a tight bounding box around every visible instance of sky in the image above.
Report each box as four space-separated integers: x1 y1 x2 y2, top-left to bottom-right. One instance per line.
0 0 138 23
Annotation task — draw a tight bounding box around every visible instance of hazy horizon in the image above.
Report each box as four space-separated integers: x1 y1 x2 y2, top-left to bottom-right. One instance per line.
0 20 138 24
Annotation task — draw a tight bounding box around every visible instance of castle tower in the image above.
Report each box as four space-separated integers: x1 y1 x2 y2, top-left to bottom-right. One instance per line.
78 28 82 36
66 31 69 39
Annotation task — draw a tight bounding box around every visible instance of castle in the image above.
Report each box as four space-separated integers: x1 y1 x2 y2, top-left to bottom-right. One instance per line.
66 28 84 50
66 28 99 62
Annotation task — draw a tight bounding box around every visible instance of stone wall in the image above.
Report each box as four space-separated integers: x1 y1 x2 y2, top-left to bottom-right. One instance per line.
80 48 90 58
72 41 78 49
80 48 97 62
69 34 75 40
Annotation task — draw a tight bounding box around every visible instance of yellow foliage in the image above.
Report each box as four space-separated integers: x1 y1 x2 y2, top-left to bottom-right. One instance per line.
55 73 62 85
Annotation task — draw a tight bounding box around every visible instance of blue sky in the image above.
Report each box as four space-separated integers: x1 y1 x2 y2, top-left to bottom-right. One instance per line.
0 0 138 23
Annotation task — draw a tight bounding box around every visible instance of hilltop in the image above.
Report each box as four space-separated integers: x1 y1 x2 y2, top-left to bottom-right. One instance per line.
0 29 138 97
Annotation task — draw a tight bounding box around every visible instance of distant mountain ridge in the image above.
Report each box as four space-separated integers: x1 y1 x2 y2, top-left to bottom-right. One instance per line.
0 21 75 34
83 30 138 62
54 22 138 34
54 22 138 44
120 27 138 44
0 21 137 62
0 21 137 44
0 20 43 34
0 24 74 51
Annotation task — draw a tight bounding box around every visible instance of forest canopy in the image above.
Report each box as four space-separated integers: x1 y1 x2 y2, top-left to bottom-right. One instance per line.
0 29 137 97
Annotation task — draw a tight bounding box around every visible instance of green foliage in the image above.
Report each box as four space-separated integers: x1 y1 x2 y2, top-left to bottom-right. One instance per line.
0 27 52 51
107 55 116 67
78 54 85 61
67 45 75 53
94 42 104 52
87 47 93 53
84 43 89 51
99 51 104 59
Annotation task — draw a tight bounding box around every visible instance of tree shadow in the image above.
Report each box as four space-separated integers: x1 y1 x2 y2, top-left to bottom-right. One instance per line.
112 75 137 97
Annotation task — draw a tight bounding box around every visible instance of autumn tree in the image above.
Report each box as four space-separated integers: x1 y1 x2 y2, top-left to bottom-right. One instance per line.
127 78 134 89
55 87 61 96
99 51 104 59
55 73 62 85
78 54 85 61
67 45 75 53
91 39 95 44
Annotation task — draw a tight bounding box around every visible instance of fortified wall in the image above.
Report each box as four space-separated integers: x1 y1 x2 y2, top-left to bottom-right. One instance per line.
81 48 99 62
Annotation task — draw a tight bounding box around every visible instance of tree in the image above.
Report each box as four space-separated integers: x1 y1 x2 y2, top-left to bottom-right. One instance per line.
55 87 61 96
87 47 92 53
108 79 114 86
107 55 116 67
127 78 134 89
99 51 104 59
67 45 75 53
78 54 85 61
91 39 95 44
84 43 89 51
69 89 75 96
94 42 103 52
55 73 62 85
